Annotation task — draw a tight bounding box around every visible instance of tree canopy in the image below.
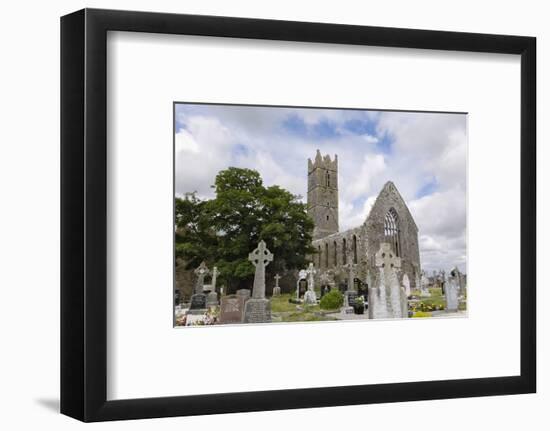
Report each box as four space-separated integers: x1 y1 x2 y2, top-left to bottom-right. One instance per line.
175 167 315 292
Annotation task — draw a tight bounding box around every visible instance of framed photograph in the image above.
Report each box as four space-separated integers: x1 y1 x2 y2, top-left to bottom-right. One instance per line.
61 8 536 422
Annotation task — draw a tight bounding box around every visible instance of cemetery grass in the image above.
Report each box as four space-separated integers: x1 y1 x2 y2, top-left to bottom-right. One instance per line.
270 293 338 322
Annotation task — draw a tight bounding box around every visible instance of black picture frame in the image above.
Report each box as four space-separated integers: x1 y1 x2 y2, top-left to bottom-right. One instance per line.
61 8 536 422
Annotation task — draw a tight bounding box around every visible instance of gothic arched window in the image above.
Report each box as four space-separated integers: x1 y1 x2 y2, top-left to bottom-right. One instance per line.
333 241 338 266
325 242 329 268
318 245 322 268
342 238 347 265
325 171 330 187
384 208 401 257
352 235 358 264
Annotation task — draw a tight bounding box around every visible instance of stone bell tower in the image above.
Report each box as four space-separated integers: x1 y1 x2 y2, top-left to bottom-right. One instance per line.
307 150 339 240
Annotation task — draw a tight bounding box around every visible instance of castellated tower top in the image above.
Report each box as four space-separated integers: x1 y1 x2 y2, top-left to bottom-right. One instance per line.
308 149 338 174
307 149 339 240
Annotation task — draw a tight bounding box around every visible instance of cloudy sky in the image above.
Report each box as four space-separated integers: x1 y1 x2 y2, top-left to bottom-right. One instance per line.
175 103 467 273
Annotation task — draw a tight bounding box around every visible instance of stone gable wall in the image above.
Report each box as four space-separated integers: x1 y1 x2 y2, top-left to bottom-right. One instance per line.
364 182 421 288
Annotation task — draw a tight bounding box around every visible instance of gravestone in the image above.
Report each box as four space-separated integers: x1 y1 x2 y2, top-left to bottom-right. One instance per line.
243 240 273 323
455 268 467 297
420 271 431 297
211 266 218 291
369 243 408 319
236 289 251 303
340 262 356 313
219 294 245 324
188 293 207 315
304 263 317 304
296 269 308 299
298 279 307 298
206 291 219 306
445 267 461 312
357 284 368 302
402 273 411 296
193 261 210 294
338 282 347 294
345 291 358 307
272 274 281 297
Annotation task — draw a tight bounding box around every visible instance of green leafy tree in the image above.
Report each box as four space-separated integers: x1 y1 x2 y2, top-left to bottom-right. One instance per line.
175 167 315 291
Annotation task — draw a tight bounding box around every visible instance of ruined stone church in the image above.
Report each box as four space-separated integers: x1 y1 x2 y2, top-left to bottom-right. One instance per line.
307 150 421 290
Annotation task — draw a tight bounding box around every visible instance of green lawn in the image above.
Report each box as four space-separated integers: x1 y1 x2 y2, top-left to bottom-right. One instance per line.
270 293 300 312
282 310 336 322
270 293 335 322
410 286 467 314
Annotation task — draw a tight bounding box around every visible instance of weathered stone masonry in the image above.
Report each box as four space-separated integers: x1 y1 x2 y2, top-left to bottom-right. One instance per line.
309 151 421 290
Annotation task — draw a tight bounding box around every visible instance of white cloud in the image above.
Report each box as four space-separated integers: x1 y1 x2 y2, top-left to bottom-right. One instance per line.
340 196 377 231
175 129 199 154
342 153 386 204
409 187 467 272
174 104 467 273
174 115 234 199
363 134 379 145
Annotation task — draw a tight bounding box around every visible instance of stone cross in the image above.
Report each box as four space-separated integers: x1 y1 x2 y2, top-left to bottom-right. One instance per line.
211 266 219 291
304 263 317 304
248 240 273 299
374 244 401 271
193 261 210 294
371 243 406 318
272 274 282 297
306 263 316 292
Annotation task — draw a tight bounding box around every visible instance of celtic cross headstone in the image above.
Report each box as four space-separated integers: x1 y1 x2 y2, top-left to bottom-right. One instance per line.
243 240 273 323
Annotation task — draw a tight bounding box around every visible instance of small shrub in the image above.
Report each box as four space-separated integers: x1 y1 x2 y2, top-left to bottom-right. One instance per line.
320 289 344 310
